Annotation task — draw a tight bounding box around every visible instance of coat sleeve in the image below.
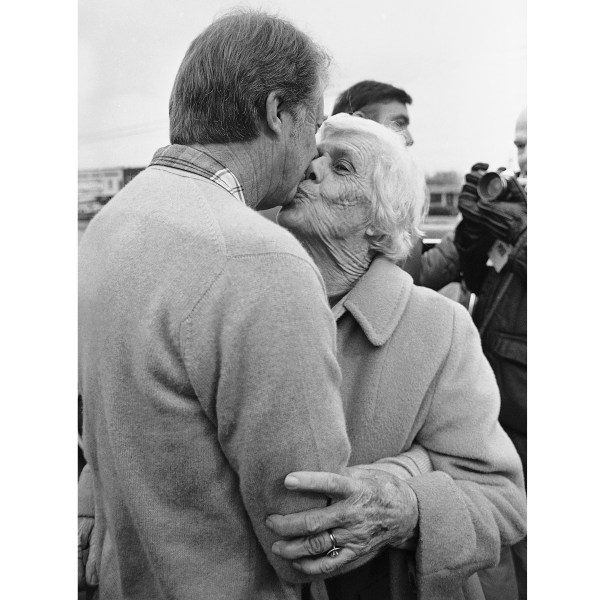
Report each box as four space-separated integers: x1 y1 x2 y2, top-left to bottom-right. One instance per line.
405 303 527 600
418 232 461 291
364 444 433 479
183 253 351 585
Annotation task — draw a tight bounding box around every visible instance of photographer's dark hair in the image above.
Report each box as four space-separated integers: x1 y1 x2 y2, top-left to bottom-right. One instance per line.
169 9 330 145
332 80 412 115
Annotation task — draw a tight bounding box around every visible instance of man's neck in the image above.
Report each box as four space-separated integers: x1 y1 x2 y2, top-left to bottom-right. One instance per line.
191 140 269 209
296 235 373 303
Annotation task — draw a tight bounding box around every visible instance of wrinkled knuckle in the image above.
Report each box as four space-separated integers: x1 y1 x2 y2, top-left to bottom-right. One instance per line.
326 473 339 494
306 534 327 555
304 513 322 535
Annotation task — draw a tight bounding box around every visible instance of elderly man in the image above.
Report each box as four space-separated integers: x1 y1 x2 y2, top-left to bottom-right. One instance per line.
78 10 356 599
331 80 461 289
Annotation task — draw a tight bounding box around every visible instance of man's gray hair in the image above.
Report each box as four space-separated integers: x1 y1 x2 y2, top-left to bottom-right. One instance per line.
169 9 330 145
321 114 428 263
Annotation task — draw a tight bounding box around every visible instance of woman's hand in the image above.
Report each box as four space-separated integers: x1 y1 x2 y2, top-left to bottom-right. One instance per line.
78 516 100 590
265 465 419 576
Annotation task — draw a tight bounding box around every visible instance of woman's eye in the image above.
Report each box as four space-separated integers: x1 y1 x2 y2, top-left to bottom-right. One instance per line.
335 162 352 173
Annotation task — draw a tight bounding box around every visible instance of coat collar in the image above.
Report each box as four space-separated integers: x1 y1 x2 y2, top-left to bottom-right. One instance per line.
339 255 414 346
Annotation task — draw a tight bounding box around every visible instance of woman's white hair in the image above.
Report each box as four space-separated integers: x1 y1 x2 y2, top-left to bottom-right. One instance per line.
320 114 428 262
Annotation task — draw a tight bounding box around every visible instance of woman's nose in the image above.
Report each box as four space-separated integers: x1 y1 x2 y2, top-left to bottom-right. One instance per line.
305 157 325 182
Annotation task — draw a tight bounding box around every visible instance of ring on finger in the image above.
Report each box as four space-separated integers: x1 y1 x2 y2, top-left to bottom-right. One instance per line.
326 530 341 558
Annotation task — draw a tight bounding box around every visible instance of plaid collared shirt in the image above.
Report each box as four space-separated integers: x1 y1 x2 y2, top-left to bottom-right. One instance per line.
150 144 246 204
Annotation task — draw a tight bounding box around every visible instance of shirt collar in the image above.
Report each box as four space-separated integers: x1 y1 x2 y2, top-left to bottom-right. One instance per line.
150 144 246 205
334 255 414 346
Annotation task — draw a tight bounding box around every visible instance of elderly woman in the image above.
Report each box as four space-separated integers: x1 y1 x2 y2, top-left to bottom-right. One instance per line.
269 113 526 600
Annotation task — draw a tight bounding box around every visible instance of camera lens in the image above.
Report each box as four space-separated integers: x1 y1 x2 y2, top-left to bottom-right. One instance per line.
478 172 508 201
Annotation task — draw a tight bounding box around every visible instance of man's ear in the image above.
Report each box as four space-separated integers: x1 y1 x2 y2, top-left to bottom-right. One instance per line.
265 91 284 136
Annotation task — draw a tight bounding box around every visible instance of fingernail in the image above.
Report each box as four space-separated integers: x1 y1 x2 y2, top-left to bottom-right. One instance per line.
285 475 299 489
272 542 281 555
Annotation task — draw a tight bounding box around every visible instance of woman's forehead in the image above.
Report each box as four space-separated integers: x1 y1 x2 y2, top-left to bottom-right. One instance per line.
319 127 385 155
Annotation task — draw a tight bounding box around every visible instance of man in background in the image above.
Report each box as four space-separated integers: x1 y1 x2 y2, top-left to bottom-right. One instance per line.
454 108 528 600
331 79 414 143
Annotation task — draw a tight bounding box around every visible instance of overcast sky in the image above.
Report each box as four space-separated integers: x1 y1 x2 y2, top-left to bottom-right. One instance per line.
79 0 526 176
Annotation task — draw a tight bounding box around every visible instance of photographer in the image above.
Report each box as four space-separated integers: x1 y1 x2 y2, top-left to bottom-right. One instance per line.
454 108 527 600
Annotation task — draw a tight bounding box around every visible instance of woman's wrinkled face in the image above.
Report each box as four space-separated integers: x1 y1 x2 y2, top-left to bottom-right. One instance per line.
277 126 381 241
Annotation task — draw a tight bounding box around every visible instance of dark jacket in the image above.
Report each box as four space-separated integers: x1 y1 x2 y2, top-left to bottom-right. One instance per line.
457 223 527 440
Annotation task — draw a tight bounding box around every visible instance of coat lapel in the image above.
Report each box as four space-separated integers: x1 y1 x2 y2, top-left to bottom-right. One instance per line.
343 256 413 346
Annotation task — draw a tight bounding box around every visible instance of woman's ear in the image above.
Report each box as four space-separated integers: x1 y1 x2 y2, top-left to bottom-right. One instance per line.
265 91 283 136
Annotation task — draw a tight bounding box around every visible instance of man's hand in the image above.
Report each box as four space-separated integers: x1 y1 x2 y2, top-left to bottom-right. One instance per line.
459 163 489 204
477 173 527 244
457 163 527 244
457 162 488 229
265 465 419 577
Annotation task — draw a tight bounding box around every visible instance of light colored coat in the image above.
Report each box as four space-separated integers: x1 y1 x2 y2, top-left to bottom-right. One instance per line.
78 163 351 600
328 256 526 600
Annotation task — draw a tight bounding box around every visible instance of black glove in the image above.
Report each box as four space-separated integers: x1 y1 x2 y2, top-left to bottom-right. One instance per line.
454 219 495 294
477 173 527 244
457 162 489 231
456 162 495 254
455 163 494 294
459 163 527 244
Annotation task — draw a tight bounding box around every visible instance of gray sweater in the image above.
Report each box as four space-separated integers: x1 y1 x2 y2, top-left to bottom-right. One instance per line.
79 164 351 599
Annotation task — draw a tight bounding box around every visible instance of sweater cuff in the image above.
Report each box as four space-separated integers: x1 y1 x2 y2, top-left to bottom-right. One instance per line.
405 472 481 600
